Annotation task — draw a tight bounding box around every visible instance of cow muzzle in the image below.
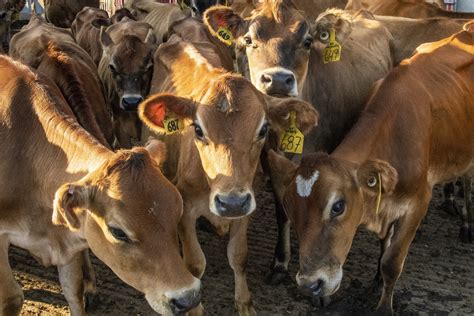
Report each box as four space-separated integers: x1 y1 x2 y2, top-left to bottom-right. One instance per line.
210 190 256 218
296 266 342 298
258 67 298 97
120 94 144 111
148 278 201 315
168 288 201 314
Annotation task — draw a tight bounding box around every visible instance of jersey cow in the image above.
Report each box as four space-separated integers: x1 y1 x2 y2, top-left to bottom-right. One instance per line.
9 15 115 147
204 1 466 282
44 0 100 28
97 18 156 148
0 55 201 316
139 29 318 314
268 25 474 314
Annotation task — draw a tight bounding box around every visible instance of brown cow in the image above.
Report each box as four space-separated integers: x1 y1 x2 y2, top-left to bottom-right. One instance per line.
71 6 110 66
44 0 100 28
9 15 115 147
97 18 156 148
345 0 474 19
140 33 318 315
205 1 467 282
0 54 201 315
268 25 474 314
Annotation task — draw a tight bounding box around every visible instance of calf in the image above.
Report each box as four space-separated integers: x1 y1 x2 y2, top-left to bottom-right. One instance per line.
0 54 201 316
139 33 318 315
268 25 474 314
9 15 115 147
205 1 466 281
97 18 156 148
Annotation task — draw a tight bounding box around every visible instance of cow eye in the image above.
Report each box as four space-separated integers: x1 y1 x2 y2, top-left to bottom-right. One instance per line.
192 123 204 140
244 35 252 46
108 226 131 243
257 123 268 140
303 37 313 49
330 199 345 217
319 30 330 41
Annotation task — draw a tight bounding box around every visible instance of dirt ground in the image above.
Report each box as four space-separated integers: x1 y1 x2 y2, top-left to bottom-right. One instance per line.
9 184 474 315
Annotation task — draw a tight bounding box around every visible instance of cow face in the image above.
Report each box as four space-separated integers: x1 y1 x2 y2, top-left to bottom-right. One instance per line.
205 1 314 97
100 28 156 111
53 144 201 315
140 76 318 218
268 151 398 299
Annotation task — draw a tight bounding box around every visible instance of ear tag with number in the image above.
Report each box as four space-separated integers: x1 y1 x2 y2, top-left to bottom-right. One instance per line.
217 26 233 46
163 114 183 135
279 111 304 154
323 29 342 64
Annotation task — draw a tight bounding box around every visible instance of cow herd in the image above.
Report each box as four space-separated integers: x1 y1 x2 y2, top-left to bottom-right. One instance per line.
0 0 472 315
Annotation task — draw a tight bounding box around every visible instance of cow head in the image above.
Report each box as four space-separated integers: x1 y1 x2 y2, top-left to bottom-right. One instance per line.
178 0 229 19
100 27 156 111
139 75 318 218
268 151 398 299
204 2 356 97
53 143 201 314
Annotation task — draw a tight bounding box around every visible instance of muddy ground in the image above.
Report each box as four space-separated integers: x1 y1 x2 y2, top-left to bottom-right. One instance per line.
9 184 474 315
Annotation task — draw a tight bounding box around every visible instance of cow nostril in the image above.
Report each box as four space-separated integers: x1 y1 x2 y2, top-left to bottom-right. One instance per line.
261 74 272 84
285 76 295 85
241 193 251 208
169 290 201 313
309 279 324 296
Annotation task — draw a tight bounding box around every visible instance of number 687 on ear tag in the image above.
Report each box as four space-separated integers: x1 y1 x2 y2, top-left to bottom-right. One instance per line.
279 111 304 154
164 115 183 135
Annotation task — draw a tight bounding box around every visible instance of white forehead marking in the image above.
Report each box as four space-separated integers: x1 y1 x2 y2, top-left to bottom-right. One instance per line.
295 170 320 198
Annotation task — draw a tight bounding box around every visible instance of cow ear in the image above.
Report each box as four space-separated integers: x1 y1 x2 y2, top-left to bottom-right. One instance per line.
313 11 352 42
53 183 92 231
356 159 398 196
91 18 111 29
204 6 247 44
144 28 157 45
264 96 319 134
139 93 195 134
99 27 114 49
267 149 298 202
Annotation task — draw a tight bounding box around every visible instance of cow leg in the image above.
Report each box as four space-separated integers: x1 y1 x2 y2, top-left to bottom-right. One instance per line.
440 182 459 215
179 210 206 279
227 217 256 316
376 198 429 315
58 252 86 316
0 235 24 315
372 224 395 293
459 177 473 243
81 250 99 312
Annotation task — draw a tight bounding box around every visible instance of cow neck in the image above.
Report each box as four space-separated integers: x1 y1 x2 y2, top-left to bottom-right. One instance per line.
33 86 112 176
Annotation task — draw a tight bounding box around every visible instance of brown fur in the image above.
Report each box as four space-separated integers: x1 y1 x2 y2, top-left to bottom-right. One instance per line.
45 0 100 28
9 16 115 147
0 54 200 315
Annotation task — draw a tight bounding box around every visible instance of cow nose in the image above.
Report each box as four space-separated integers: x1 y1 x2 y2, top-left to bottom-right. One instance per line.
121 96 143 111
298 279 324 298
260 71 296 96
169 289 201 314
214 193 252 218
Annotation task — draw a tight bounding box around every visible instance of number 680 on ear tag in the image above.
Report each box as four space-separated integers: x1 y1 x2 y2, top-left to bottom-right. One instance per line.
279 111 304 154
163 115 183 135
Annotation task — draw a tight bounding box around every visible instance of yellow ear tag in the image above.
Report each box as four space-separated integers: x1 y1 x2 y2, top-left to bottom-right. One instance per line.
217 26 233 46
279 111 304 154
323 29 342 64
163 114 183 135
179 1 190 10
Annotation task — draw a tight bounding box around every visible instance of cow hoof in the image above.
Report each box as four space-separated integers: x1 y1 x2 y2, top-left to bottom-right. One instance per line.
311 295 331 308
235 301 256 316
459 226 472 243
85 292 100 312
440 200 459 216
265 267 289 285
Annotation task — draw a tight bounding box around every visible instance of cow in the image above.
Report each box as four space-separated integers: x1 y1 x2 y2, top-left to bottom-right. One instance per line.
204 1 467 283
44 0 100 28
139 32 318 315
97 18 156 148
9 15 115 148
0 54 201 316
345 0 474 19
71 7 110 66
266 25 474 314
